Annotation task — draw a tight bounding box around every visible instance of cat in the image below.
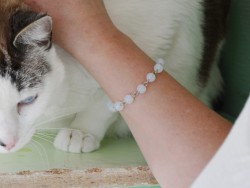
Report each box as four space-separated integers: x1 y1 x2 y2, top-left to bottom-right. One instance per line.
0 0 230 153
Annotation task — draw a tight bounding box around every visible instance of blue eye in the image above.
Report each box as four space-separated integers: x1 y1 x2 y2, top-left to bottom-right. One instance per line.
21 95 38 105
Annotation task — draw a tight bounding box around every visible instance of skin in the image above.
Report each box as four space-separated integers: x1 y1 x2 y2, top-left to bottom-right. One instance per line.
25 0 232 187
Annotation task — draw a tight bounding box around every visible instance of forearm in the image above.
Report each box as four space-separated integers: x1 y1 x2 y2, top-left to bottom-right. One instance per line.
72 31 231 187
60 20 231 186
25 1 232 187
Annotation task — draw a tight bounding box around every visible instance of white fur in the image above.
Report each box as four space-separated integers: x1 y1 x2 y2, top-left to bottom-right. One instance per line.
0 0 222 153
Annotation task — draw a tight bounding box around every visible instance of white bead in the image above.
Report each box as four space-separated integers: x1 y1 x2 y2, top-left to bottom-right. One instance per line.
137 84 147 94
146 73 156 82
107 102 116 112
108 57 166 112
114 101 124 111
154 64 164 73
124 95 134 104
156 58 165 66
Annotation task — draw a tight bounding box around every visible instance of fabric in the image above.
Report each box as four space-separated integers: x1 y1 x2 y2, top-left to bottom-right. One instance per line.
192 95 250 187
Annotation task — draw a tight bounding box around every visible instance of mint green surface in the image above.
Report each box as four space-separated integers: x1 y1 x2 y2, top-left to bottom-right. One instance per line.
127 186 160 188
0 135 146 173
219 0 250 121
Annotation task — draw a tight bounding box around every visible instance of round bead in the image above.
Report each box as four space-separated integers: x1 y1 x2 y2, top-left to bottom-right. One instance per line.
146 73 156 82
107 102 116 112
137 84 147 94
124 95 134 104
114 101 124 111
156 58 165 66
154 63 164 73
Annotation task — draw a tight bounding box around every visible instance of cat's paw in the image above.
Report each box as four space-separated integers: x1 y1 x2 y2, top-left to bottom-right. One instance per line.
53 129 100 153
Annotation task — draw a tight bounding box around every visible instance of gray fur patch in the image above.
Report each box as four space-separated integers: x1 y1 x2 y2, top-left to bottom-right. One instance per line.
0 45 51 91
0 2 52 91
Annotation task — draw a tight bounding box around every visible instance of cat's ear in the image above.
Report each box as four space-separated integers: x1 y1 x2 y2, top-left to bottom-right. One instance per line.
12 11 52 49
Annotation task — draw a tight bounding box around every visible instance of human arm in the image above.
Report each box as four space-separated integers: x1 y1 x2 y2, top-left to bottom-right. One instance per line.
25 1 232 187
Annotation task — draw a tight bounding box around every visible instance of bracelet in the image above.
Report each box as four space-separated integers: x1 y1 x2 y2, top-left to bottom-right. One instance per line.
107 58 165 112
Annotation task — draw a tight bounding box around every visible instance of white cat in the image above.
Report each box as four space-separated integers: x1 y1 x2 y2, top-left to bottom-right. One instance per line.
0 0 230 153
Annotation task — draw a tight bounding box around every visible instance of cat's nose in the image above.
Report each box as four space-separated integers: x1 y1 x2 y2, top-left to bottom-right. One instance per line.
0 141 16 151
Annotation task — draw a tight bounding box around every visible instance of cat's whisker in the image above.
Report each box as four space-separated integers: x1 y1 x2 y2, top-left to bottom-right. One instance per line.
34 134 54 142
33 134 54 144
29 141 49 169
29 141 43 156
36 130 55 134
33 113 77 129
35 132 56 138
34 135 54 145
35 127 80 132
35 127 63 131
31 139 50 169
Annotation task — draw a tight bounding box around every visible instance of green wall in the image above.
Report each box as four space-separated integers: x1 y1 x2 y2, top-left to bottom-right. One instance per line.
219 0 250 121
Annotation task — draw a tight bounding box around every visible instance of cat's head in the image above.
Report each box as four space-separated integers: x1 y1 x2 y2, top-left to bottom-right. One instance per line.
0 9 64 153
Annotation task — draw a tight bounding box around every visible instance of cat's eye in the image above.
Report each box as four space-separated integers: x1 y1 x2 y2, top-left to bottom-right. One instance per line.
17 95 38 115
20 95 38 105
21 95 38 105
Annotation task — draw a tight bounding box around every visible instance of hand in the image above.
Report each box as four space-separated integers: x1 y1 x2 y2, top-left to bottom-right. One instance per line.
24 0 120 60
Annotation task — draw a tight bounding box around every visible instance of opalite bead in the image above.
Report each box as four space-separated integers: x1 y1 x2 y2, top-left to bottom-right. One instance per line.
124 95 134 104
154 63 164 73
114 101 124 111
146 73 156 82
107 58 165 112
107 102 116 112
156 58 165 66
137 84 147 94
